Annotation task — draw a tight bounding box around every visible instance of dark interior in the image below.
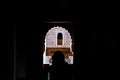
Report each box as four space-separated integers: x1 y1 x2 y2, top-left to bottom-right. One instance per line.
2 0 116 80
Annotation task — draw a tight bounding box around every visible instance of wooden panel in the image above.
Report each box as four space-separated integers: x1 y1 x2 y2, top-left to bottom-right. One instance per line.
57 39 62 45
46 47 73 56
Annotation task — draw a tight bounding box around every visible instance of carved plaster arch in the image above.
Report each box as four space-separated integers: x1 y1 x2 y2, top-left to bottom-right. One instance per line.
43 26 73 64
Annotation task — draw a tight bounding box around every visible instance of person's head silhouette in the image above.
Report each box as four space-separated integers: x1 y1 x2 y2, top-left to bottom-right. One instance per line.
51 51 65 65
48 51 72 80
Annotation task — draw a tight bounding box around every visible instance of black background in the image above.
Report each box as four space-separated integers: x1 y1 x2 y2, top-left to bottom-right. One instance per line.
1 0 117 80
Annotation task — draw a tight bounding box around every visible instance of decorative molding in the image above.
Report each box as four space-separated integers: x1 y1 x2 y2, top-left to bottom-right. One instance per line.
45 26 72 47
43 26 73 64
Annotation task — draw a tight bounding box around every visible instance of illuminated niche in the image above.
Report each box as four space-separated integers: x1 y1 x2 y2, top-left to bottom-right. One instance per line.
43 26 73 64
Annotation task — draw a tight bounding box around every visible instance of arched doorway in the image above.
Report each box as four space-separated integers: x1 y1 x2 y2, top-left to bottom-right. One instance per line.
43 26 73 64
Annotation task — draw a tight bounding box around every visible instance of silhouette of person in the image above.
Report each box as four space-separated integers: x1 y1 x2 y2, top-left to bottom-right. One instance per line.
47 51 72 80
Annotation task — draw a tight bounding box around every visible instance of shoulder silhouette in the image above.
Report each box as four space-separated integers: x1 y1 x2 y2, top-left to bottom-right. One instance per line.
48 51 72 80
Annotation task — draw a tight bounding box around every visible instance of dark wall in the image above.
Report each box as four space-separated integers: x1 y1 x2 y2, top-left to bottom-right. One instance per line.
3 0 116 80
5 17 116 80
14 23 115 80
